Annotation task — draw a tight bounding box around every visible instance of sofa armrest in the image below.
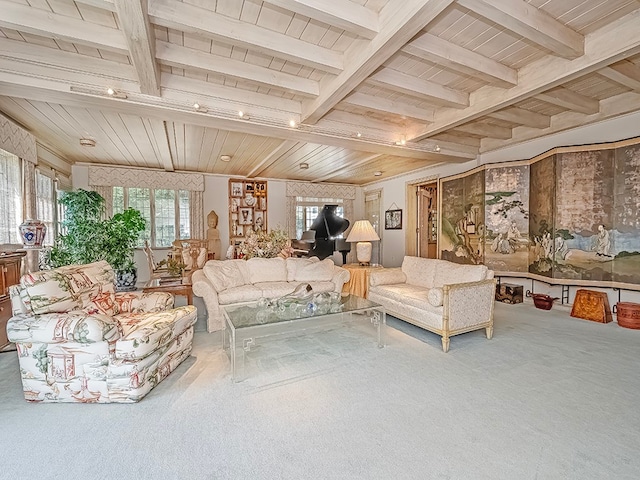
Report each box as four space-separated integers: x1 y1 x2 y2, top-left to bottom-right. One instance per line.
369 267 406 287
192 269 224 332
443 279 496 331
7 311 121 344
115 291 175 313
331 265 350 292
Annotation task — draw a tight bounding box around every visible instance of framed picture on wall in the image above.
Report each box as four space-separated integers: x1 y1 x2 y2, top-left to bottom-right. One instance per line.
231 182 243 197
385 209 402 230
238 207 253 225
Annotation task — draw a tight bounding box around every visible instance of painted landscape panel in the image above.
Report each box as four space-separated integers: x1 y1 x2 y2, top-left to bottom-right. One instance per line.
528 155 555 278
612 143 640 285
484 164 530 273
440 169 485 265
553 149 614 282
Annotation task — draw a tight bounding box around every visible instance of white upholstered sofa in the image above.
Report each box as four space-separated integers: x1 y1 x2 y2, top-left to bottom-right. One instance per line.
192 257 350 332
368 256 496 352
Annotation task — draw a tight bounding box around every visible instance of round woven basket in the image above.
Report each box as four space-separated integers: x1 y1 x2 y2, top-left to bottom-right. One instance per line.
616 302 640 329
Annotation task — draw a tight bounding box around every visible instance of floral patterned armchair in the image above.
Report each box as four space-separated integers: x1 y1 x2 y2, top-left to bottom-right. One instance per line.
6 260 197 403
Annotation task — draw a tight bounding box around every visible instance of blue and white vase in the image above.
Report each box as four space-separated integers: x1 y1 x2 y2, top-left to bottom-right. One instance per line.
19 219 46 249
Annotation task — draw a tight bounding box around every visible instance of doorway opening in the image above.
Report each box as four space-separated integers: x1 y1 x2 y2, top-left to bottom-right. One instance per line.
417 183 438 258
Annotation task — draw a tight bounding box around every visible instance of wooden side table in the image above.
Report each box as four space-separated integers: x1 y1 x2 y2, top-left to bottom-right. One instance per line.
341 264 383 299
143 277 193 305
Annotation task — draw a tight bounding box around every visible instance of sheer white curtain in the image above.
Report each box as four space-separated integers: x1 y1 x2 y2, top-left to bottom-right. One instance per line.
0 149 22 244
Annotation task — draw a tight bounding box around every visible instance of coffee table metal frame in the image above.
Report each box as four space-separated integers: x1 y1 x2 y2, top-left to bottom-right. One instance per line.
222 294 385 382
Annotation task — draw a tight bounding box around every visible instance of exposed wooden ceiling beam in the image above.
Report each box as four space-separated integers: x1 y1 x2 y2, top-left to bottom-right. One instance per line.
342 92 435 123
0 38 137 82
301 0 456 124
535 88 600 115
148 0 343 74
262 0 379 40
488 107 551 129
411 10 640 141
368 68 469 108
453 122 512 139
457 0 584 59
0 77 467 161
402 33 517 88
598 62 640 92
0 0 127 53
114 0 160 96
155 41 319 98
482 91 640 153
321 110 416 136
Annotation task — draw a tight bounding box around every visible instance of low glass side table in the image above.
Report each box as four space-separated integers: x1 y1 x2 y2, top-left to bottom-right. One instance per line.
222 294 386 382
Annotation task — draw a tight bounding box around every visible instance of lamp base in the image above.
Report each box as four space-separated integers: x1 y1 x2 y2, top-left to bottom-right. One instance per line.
355 241 372 265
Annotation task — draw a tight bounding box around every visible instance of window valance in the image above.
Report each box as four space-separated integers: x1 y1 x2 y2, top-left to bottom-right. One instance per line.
88 166 204 191
0 113 37 164
285 182 356 200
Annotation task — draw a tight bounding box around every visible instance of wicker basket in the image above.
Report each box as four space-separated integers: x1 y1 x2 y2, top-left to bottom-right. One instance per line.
616 302 640 329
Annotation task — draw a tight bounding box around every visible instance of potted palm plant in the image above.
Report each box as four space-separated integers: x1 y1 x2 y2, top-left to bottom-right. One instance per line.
50 189 146 290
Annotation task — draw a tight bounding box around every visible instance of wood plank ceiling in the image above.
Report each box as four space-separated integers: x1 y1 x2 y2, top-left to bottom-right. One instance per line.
0 0 639 184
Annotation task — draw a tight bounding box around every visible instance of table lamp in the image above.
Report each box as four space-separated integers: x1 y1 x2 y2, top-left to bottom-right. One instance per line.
346 220 380 265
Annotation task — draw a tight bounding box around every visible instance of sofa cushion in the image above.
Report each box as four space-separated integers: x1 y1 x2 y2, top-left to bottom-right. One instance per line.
254 281 298 299
402 256 437 289
218 285 262 305
286 257 335 282
427 287 444 307
203 260 249 292
20 261 117 315
246 257 287 283
370 284 443 315
433 262 488 288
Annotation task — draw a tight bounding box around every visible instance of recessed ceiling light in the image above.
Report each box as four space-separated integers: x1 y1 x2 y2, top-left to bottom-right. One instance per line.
238 111 250 120
299 162 309 169
356 132 362 138
289 119 297 128
434 145 441 152
107 87 115 96
374 171 382 176
220 155 231 162
80 138 96 147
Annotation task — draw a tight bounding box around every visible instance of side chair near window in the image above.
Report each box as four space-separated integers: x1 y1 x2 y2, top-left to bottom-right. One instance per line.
6 260 197 403
143 241 170 280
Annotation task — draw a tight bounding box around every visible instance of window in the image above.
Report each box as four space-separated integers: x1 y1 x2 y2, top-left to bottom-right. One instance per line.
0 149 22 244
112 187 190 248
35 169 57 246
295 197 344 240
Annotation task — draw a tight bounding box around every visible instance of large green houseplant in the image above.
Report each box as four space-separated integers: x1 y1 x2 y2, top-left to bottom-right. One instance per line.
50 189 146 289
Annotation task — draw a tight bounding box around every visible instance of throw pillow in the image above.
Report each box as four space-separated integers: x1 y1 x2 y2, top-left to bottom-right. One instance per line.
203 260 248 292
288 258 334 282
427 287 444 307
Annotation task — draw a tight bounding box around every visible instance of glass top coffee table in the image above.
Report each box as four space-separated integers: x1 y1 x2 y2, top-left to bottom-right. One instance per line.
222 294 385 382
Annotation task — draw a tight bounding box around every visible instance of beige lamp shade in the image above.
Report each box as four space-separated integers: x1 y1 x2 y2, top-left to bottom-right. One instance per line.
346 220 380 265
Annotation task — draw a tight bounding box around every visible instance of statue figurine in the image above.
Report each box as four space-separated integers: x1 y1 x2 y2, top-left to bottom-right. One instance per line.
207 210 222 261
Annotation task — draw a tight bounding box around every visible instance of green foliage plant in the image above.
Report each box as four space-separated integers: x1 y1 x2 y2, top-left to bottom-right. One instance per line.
50 189 146 273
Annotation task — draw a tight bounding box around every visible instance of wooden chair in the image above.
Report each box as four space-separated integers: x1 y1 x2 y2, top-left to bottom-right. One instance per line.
143 241 170 279
171 239 208 271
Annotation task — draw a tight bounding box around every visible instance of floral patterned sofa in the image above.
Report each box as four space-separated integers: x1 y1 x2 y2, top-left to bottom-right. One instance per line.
368 256 496 352
6 260 197 403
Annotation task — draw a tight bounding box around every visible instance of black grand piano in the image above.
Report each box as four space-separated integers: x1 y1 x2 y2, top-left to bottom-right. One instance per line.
291 205 351 262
